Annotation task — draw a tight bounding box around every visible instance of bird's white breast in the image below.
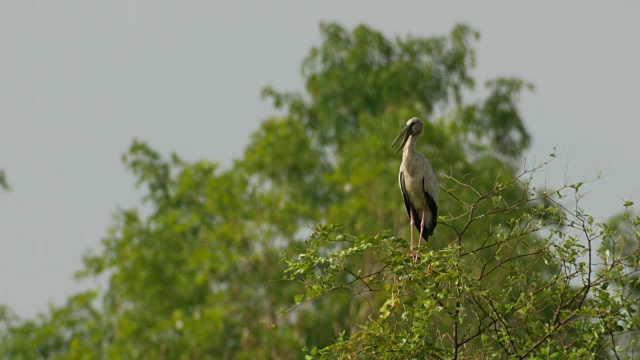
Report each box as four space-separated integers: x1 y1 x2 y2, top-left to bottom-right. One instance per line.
399 151 439 213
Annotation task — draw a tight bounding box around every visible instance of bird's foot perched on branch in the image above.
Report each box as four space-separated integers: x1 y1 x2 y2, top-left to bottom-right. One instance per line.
410 251 419 264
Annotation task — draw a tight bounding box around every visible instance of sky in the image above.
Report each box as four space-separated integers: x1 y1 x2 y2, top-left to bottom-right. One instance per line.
1 1 639 318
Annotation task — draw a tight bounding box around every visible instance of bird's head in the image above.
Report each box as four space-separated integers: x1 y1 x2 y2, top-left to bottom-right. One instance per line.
390 117 423 153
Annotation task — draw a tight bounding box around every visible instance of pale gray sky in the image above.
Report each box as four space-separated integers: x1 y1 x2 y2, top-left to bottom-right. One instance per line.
1 1 639 318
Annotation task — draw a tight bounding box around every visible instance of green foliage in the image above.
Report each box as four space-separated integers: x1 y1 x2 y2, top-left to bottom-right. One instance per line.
81 140 301 358
601 210 640 295
0 292 101 359
285 161 640 359
461 77 533 159
1 21 638 359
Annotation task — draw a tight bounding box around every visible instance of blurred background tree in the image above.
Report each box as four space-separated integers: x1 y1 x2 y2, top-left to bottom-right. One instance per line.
1 22 637 359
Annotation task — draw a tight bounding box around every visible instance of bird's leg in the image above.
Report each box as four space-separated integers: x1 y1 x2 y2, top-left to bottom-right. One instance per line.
410 209 417 262
418 204 426 248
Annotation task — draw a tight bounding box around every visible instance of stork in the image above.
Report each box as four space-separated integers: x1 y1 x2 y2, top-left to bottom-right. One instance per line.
391 117 439 263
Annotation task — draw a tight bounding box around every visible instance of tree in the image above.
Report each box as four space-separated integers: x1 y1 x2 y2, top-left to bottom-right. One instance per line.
1 22 638 359
263 22 548 356
285 159 640 358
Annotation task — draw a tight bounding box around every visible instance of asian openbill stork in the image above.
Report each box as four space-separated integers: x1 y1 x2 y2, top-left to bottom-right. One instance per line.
391 117 439 263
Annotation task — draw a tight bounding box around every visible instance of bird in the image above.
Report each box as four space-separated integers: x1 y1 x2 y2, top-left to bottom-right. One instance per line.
391 117 439 263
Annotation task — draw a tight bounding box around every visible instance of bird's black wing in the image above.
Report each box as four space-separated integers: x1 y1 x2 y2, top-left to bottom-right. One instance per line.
399 171 412 217
400 171 424 238
422 176 438 237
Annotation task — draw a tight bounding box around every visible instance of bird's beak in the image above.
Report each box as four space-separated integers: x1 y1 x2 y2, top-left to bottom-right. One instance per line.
390 124 411 153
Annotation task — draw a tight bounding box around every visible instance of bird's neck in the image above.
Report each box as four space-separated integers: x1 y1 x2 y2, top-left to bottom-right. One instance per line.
403 135 418 154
